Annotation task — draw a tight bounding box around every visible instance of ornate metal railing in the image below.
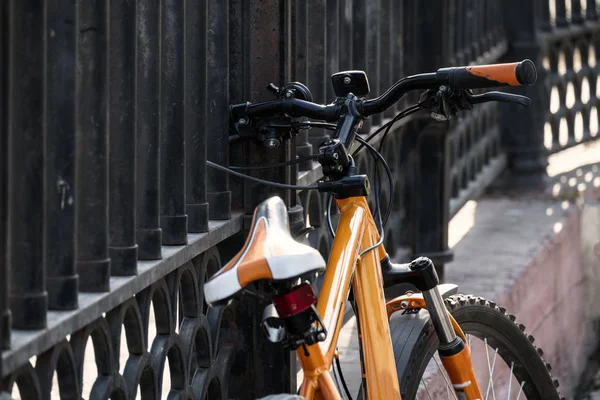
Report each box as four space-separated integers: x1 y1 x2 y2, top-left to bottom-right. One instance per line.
2 1 599 399
541 0 600 154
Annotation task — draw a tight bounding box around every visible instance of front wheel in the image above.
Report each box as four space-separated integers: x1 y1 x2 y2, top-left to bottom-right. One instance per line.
367 294 564 399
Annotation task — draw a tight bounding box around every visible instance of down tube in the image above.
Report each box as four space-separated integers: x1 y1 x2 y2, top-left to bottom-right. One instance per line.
354 221 402 399
297 200 365 398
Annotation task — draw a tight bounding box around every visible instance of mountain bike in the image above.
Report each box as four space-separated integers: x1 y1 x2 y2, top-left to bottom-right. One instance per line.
204 60 564 399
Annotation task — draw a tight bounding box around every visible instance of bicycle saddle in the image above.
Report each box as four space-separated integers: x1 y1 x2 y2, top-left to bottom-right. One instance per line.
204 196 326 306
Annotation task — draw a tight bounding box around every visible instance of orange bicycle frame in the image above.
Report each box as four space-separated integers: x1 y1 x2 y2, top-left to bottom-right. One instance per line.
295 195 483 400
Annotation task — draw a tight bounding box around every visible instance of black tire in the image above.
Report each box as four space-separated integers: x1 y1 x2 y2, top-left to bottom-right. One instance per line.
358 294 564 399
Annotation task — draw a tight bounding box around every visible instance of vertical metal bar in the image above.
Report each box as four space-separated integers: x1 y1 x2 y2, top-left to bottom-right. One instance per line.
338 0 353 70
292 0 313 172
540 0 553 29
0 0 11 351
366 0 382 125
307 0 329 147
8 0 48 327
76 0 111 292
326 0 340 102
391 0 403 110
184 1 209 233
572 0 583 23
136 0 162 260
380 0 394 118
454 0 465 64
587 0 598 20
160 0 187 245
108 0 138 275
501 0 549 186
206 0 231 220
556 0 569 26
45 0 79 308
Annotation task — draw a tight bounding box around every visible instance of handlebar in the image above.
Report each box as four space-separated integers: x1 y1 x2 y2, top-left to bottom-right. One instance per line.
231 59 537 122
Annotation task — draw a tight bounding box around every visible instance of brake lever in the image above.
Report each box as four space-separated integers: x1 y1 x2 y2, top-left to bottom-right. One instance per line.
464 91 531 107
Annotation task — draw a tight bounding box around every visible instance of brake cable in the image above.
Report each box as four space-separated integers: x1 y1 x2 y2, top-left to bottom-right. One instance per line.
207 161 319 191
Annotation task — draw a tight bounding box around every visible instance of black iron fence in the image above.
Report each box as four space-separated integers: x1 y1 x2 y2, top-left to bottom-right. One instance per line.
1 1 599 399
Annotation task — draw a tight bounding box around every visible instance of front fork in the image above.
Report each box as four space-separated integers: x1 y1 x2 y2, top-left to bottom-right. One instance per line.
385 258 484 400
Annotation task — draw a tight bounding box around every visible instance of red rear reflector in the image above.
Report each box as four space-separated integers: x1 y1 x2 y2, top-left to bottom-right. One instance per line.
273 282 317 318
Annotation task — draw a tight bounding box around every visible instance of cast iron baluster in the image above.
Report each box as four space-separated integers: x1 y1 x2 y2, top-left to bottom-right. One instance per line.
292 0 313 172
160 0 188 245
338 0 353 71
108 0 138 275
392 0 404 110
447 0 457 64
572 0 584 23
206 0 231 220
326 0 340 103
366 0 382 126
45 0 79 308
185 1 209 233
76 0 110 292
501 0 549 185
0 0 10 352
8 0 48 326
539 0 552 30
307 0 330 146
587 0 598 20
352 0 373 131
380 0 394 118
454 0 466 65
556 0 569 27
136 0 162 260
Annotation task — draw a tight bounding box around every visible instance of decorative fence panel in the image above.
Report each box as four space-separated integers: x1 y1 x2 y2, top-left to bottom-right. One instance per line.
2 1 600 399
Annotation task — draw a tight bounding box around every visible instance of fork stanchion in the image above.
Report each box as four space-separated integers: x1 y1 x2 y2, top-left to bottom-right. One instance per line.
135 0 162 260
206 0 231 220
159 0 188 245
7 0 48 326
45 0 79 307
76 0 111 292
108 0 138 275
184 1 209 233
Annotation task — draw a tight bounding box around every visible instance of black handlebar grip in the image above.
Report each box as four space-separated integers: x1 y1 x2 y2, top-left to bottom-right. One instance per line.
437 59 538 90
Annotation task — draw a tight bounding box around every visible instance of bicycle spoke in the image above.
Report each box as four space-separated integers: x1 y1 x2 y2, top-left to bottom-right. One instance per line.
484 338 499 400
433 354 459 400
422 378 433 400
507 362 514 399
516 381 525 400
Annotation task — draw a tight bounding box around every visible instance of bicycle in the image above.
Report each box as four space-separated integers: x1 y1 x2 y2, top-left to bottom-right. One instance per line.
204 60 564 399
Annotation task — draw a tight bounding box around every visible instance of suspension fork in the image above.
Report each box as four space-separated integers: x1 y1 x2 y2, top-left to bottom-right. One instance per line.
383 256 484 400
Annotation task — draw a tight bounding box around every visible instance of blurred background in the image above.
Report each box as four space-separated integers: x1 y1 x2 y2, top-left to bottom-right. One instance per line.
1 0 600 399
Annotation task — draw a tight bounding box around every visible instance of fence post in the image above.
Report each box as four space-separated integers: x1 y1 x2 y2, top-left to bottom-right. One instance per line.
160 0 188 245
7 0 48 328
184 1 210 233
206 0 231 220
410 0 454 277
0 0 10 355
45 0 79 307
76 0 111 292
500 0 549 187
108 0 138 275
136 0 162 260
